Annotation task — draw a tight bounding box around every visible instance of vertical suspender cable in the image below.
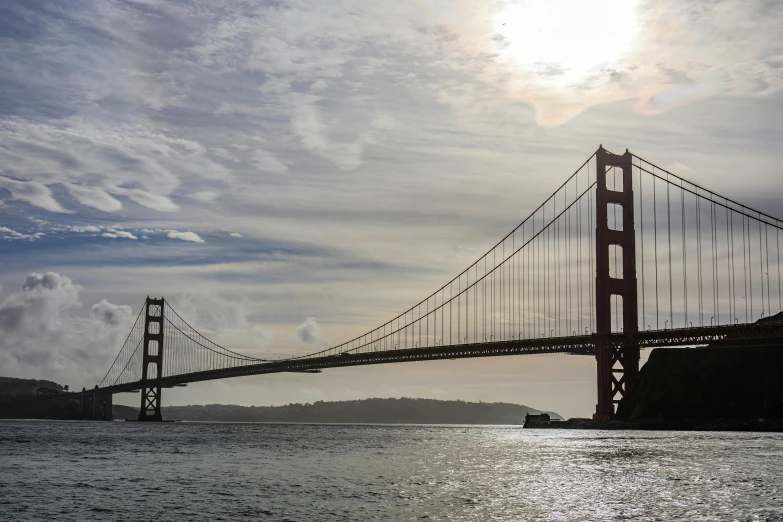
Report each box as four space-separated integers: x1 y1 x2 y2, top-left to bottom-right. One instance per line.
749 214 754 321
567 185 572 335
578 178 583 334
518 227 522 338
759 218 765 318
725 204 731 324
556 198 560 335
653 173 659 328
777 226 781 313
696 190 703 325
511 235 515 338
778 227 782 313
639 159 645 329
765 224 770 316
545 205 549 335
681 180 688 327
557 195 561 335
740 214 748 323
710 198 719 326
588 165 594 333
499 243 503 341
730 209 736 322
667 174 673 328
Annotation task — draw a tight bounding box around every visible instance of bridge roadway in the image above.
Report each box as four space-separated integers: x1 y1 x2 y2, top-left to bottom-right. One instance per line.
99 321 783 395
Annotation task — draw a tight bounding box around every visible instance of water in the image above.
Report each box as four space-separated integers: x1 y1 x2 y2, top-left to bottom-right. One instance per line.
1 421 782 521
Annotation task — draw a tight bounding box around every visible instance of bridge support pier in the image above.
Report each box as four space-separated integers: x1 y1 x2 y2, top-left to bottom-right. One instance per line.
138 297 165 422
594 147 640 421
80 388 92 419
79 387 112 420
91 386 113 421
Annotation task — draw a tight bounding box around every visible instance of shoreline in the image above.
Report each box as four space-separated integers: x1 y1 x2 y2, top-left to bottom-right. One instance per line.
524 416 783 432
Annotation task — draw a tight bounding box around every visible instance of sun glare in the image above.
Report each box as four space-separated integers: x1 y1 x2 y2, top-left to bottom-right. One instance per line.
496 0 639 86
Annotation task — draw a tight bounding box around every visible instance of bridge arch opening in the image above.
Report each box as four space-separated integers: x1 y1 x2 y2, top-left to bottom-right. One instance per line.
611 294 624 333
609 245 624 279
608 203 624 231
606 165 624 192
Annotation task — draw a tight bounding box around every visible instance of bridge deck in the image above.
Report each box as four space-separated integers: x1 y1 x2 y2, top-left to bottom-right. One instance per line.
100 321 783 395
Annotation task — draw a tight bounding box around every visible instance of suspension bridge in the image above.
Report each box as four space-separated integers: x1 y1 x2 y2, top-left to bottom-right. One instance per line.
76 147 783 422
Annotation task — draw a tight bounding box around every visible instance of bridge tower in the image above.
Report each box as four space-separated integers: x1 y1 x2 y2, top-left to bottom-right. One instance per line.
138 297 165 421
594 147 640 421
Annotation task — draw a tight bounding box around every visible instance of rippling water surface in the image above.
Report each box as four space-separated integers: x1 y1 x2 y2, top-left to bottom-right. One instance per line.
1 420 782 521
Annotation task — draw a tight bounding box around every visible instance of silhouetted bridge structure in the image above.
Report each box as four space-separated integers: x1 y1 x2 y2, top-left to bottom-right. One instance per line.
78 147 783 422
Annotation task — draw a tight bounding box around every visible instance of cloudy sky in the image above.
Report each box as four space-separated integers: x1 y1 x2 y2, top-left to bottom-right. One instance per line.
1 0 781 418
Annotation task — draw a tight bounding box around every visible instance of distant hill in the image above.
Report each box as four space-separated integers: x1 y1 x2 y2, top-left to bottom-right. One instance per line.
1 377 560 424
0 376 64 395
115 398 561 424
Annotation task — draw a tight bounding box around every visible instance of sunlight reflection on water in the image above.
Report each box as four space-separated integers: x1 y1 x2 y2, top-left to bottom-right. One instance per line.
1 421 782 521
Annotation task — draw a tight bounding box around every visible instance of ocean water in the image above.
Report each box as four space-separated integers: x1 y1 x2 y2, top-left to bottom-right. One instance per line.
1 421 782 521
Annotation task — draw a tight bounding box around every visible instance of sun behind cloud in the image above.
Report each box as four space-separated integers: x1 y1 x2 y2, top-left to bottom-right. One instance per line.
495 0 639 88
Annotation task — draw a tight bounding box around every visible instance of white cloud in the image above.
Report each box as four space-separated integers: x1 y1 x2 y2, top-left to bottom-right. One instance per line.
187 191 219 203
253 149 288 175
171 293 272 354
230 232 242 238
296 317 329 347
0 227 44 241
291 101 373 171
67 184 123 212
101 231 137 240
90 299 132 326
112 187 179 213
0 119 224 214
167 230 205 243
0 176 70 213
310 79 328 91
69 225 102 233
0 273 135 387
